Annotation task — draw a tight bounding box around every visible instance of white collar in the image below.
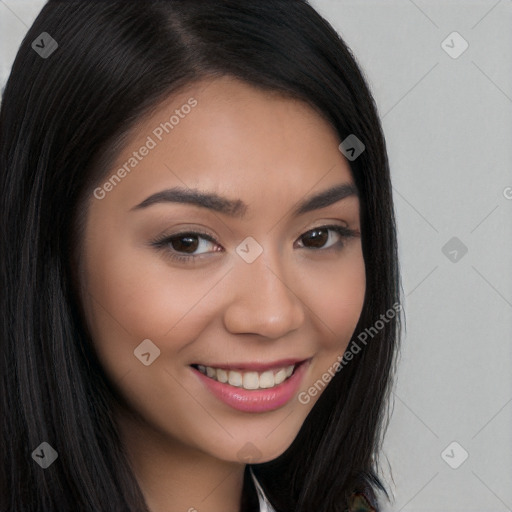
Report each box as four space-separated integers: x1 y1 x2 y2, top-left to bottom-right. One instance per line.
249 467 276 512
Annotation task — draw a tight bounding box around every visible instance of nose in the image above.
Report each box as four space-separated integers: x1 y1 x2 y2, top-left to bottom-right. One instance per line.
222 250 305 339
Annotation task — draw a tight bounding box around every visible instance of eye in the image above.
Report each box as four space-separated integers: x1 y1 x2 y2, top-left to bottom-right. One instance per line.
150 230 219 263
149 224 359 264
296 224 357 250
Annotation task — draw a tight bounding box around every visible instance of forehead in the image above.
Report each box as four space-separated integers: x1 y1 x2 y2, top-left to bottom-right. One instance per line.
94 75 356 219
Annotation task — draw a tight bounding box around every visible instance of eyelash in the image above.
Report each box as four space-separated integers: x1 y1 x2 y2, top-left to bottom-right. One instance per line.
149 224 359 264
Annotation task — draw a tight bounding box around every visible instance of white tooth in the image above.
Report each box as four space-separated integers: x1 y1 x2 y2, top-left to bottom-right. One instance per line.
198 364 206 374
216 368 228 383
258 370 275 388
274 368 287 385
207 365 295 388
228 370 243 387
243 372 260 390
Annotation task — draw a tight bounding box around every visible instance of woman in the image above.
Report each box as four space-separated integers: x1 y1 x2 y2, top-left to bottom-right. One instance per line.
0 1 401 511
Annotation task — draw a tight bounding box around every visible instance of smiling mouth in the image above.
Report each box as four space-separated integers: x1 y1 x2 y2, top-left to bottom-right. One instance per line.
190 361 307 391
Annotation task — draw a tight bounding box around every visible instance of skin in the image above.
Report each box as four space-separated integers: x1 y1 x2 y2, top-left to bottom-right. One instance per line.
78 75 366 512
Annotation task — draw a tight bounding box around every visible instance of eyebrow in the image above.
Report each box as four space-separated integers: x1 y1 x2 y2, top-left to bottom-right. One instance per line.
130 182 358 218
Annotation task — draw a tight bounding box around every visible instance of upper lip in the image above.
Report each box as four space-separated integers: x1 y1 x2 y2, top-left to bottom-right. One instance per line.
191 357 310 372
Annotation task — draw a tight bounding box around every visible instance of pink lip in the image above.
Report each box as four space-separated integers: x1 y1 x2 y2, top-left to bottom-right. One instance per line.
191 359 311 413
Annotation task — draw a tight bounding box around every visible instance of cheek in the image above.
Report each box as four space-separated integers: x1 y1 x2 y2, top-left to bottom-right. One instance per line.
304 244 366 351
83 204 218 332
293 245 365 410
80 238 218 369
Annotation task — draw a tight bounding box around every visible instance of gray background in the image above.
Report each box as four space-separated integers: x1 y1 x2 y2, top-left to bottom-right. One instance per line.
1 1 511 510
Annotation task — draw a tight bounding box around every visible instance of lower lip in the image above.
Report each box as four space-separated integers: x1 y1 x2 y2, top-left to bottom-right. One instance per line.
191 360 310 413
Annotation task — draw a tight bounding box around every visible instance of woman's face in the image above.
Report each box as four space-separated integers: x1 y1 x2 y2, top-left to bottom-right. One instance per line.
78 76 365 464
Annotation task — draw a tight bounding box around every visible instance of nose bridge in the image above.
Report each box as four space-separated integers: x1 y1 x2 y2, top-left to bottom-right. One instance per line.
223 243 305 338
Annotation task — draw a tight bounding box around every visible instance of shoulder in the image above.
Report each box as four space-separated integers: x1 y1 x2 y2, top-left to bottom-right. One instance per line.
346 490 378 511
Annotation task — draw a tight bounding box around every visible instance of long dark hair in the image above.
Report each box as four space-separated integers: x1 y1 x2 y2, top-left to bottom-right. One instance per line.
0 1 402 510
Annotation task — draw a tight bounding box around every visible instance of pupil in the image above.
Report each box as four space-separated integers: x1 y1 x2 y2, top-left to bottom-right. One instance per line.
173 235 198 253
306 228 327 248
